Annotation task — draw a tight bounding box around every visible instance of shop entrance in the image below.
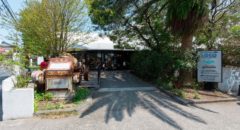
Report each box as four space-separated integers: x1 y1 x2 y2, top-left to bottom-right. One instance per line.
71 50 134 70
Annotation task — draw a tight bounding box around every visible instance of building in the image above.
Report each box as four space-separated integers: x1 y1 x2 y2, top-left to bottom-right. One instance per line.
0 41 15 54
69 35 134 70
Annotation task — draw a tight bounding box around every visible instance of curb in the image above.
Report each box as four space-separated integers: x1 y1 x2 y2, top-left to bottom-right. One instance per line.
159 87 239 105
189 98 238 104
158 87 191 105
35 108 77 115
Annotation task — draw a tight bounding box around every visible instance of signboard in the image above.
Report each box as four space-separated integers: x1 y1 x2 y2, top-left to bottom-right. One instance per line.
48 62 71 70
197 51 222 82
37 56 44 65
46 77 72 90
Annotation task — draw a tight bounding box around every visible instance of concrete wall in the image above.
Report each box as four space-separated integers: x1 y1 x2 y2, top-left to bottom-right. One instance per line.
218 67 240 93
2 76 34 120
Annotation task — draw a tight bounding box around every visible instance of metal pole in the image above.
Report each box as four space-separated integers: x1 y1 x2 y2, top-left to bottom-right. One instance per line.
238 85 240 96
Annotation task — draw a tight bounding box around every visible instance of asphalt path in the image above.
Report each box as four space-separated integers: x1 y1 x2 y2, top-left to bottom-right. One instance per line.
1 71 240 130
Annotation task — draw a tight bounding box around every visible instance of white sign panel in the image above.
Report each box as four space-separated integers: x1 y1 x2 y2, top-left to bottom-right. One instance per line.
37 56 44 65
197 51 222 82
46 77 72 89
48 63 71 70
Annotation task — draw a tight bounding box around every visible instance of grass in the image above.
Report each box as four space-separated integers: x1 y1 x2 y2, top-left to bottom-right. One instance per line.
34 88 90 112
170 88 185 99
193 90 200 99
35 91 54 101
46 102 64 110
72 88 90 104
159 81 186 99
34 91 54 112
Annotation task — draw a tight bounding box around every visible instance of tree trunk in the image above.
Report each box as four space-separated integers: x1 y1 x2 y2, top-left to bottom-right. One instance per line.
180 34 193 87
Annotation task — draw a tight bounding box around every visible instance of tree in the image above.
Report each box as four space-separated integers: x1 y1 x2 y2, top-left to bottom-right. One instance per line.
166 0 209 86
17 0 87 56
194 0 240 66
222 24 240 66
86 0 239 87
195 0 238 49
86 0 173 52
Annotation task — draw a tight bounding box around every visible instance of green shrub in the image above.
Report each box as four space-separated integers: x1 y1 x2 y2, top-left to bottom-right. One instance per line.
34 91 54 112
35 92 53 101
14 75 30 88
72 88 90 104
131 50 177 82
55 103 64 109
44 92 54 101
193 91 200 99
35 91 44 101
172 89 186 99
34 100 39 112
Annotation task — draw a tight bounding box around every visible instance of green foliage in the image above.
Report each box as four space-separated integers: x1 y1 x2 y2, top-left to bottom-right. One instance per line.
34 91 54 112
131 50 177 81
193 90 200 99
86 0 172 50
167 0 208 36
14 75 30 88
34 99 39 112
172 89 186 99
35 92 54 101
230 25 240 37
158 80 186 98
44 93 54 101
131 48 198 81
72 88 90 104
46 103 64 110
17 0 87 56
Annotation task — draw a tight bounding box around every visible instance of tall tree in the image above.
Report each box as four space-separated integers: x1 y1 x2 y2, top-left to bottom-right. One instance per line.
195 0 238 49
166 0 209 86
17 0 87 56
86 0 172 52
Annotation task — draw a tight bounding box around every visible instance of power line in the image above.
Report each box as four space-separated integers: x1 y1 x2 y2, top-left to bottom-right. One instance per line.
0 0 17 22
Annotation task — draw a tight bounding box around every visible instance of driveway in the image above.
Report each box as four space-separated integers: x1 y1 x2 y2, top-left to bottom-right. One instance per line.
0 71 240 130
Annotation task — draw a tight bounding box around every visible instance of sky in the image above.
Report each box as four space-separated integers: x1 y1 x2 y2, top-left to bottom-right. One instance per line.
0 0 25 43
0 0 94 44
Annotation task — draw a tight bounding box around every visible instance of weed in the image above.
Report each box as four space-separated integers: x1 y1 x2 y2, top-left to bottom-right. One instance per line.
34 91 54 112
72 88 90 104
193 90 200 99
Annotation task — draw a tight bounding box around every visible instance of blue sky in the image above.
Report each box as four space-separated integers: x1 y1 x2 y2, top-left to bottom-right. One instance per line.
0 0 94 43
0 0 25 42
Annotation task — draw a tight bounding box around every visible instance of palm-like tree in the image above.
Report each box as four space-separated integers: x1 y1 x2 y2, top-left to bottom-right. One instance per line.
167 0 209 86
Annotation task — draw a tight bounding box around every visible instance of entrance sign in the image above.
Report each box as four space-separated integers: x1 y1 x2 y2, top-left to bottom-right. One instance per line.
197 51 222 82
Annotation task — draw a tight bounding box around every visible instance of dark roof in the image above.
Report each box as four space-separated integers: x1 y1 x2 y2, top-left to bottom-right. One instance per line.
0 41 15 47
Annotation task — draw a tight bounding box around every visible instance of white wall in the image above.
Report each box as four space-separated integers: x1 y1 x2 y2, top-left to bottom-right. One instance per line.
2 76 34 120
218 67 240 93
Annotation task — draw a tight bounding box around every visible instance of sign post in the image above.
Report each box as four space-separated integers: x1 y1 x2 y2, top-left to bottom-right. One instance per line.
197 51 222 90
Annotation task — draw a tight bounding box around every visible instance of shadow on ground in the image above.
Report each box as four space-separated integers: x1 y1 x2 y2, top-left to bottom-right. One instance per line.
80 71 217 130
80 91 218 130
